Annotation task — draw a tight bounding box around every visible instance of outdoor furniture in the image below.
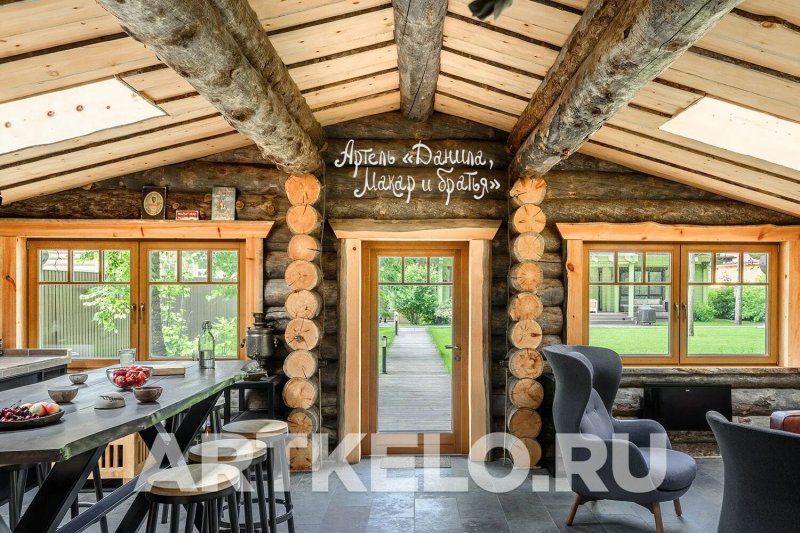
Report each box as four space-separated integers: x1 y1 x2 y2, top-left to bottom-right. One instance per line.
188 438 269 533
143 463 241 533
542 345 697 533
769 410 800 434
0 361 245 533
707 411 800 533
222 419 296 533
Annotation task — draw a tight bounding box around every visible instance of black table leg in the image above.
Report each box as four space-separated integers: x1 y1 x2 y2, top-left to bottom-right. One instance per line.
223 389 231 425
114 392 222 533
14 446 105 533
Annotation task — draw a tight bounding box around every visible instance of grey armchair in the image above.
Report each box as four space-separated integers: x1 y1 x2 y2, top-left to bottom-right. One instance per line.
707 411 800 533
542 345 697 533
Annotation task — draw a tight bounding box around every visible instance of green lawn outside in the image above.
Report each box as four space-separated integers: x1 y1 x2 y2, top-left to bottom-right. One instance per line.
589 320 766 355
426 325 453 374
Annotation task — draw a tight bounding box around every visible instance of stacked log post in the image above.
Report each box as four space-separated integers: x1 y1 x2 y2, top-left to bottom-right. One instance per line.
283 173 324 471
507 176 546 468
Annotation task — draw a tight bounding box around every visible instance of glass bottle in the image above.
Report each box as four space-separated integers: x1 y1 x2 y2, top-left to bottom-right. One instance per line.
198 321 215 369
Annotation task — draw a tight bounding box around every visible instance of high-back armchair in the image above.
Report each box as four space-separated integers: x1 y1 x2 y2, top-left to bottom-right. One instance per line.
707 411 800 533
542 345 697 533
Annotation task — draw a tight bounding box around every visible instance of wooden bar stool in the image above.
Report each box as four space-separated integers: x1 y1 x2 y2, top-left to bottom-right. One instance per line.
188 438 268 533
144 463 240 533
221 419 295 533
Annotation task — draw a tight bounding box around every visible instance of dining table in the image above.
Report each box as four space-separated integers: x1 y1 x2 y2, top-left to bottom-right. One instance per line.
0 360 246 533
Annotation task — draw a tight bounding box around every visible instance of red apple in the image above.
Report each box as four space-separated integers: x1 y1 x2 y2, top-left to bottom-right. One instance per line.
44 402 60 415
29 402 46 417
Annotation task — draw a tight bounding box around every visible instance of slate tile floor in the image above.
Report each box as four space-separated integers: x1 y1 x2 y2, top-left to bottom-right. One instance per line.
3 457 724 532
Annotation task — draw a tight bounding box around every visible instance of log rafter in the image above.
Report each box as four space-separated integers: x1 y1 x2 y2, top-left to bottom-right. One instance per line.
508 0 741 178
96 0 323 174
392 0 447 121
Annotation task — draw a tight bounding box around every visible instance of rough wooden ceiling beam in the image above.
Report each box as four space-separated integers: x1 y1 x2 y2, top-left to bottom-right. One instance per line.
508 0 740 178
207 0 325 149
393 0 447 121
96 0 323 174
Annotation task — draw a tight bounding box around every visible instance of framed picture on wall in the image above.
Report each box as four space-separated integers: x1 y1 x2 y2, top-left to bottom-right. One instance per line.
212 187 236 220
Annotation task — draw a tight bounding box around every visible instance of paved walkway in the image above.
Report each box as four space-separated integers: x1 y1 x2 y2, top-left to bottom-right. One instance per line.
378 326 452 432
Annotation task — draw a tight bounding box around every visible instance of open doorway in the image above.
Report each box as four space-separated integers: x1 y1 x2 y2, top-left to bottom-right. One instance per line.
361 241 469 455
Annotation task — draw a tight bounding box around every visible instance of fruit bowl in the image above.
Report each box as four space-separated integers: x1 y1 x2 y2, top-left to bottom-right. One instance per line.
106 365 153 390
0 402 64 431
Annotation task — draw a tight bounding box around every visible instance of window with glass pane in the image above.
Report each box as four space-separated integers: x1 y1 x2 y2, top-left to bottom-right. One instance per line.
588 248 672 357
35 246 132 359
147 247 239 359
686 249 770 358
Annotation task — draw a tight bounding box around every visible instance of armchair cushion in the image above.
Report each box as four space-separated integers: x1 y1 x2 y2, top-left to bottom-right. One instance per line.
613 418 671 449
639 447 696 492
580 390 614 440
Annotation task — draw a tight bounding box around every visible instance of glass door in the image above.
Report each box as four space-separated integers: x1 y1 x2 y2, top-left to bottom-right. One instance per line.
361 242 468 455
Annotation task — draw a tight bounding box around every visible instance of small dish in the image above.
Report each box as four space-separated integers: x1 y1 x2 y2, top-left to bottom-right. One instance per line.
95 392 125 409
48 385 79 403
68 373 88 385
133 386 162 403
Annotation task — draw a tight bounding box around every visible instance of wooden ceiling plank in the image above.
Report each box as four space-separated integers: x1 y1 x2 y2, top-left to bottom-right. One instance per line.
447 0 580 48
439 50 539 98
290 45 398 91
314 91 400 126
509 0 741 178
698 12 800 78
629 82 702 116
97 0 322 173
2 116 234 187
0 39 157 103
0 95 216 167
121 69 196 102
393 0 446 121
739 0 800 26
590 126 800 199
0 0 119 58
436 76 528 116
578 141 800 216
607 105 800 180
255 0 390 32
0 133 252 205
209 0 325 148
661 51 800 122
305 72 399 110
442 17 558 77
270 8 394 65
433 93 516 131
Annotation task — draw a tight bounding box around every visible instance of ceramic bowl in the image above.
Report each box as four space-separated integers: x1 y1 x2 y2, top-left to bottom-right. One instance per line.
48 385 79 403
68 373 88 385
133 386 162 403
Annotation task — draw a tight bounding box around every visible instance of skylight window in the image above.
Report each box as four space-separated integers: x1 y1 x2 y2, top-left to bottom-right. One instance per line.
0 79 165 155
660 97 800 172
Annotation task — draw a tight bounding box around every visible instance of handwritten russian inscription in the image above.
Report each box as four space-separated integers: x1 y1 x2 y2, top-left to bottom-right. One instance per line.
333 139 502 206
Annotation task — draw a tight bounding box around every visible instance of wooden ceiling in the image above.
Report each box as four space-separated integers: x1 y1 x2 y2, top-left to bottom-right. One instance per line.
1 0 799 216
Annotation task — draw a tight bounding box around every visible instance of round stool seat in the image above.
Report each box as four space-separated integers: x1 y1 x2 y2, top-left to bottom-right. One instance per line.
222 419 288 439
189 438 267 469
145 464 240 498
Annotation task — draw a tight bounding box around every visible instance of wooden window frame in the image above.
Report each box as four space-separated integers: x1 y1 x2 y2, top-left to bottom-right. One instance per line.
559 222 800 367
0 220 272 366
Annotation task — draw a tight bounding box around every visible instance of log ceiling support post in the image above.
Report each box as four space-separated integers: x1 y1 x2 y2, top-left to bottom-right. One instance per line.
392 0 447 121
507 0 740 179
97 0 323 174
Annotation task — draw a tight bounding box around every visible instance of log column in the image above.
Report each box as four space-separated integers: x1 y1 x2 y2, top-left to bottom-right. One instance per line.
283 173 324 470
507 176 547 468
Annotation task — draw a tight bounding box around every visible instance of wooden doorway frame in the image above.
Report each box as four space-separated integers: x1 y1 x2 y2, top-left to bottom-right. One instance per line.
330 219 501 463
361 241 469 455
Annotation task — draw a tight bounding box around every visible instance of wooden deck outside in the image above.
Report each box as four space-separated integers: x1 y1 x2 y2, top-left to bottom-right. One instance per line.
377 326 452 432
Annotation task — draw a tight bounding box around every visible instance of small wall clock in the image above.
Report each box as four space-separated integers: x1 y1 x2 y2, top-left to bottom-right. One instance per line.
141 186 167 219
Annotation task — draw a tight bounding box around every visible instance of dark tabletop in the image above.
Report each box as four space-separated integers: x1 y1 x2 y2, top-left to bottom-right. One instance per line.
0 361 245 464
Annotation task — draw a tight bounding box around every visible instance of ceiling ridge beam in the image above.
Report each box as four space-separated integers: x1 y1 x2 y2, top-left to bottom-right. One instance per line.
96 0 323 174
507 0 740 178
393 0 446 121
